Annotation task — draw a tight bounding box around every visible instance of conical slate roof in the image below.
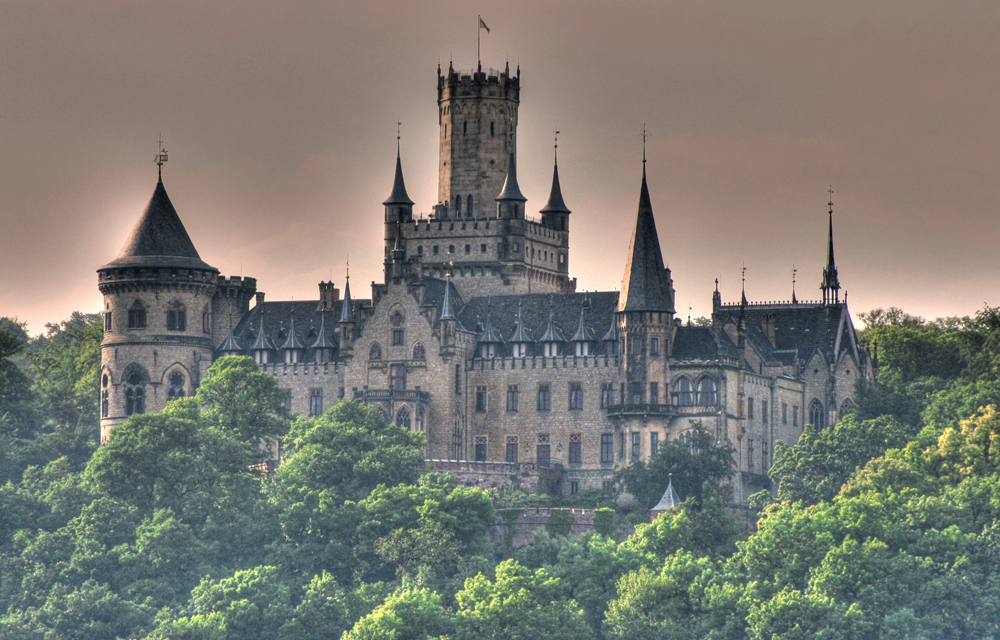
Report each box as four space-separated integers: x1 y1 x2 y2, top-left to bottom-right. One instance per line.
539 155 571 214
250 314 276 351
310 310 336 349
570 306 596 342
651 475 681 513
280 314 305 350
340 278 353 322
218 320 243 353
618 165 674 312
441 278 455 319
508 304 535 343
102 177 216 271
383 150 414 206
539 312 565 342
479 312 504 343
496 150 527 202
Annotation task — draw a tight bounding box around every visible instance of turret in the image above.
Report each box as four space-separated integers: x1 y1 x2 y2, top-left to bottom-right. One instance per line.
338 273 356 356
820 191 841 305
539 148 571 232
496 149 526 220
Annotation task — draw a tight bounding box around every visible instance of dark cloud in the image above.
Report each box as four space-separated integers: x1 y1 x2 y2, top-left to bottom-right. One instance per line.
3 1 999 332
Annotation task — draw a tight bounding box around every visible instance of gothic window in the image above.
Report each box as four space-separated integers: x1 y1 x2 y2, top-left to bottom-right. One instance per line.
412 343 425 360
166 300 186 331
391 311 405 326
475 435 487 461
392 329 404 346
506 384 519 411
104 312 113 332
696 377 718 405
101 373 109 418
672 377 694 406
463 120 467 136
537 384 551 411
369 343 382 361
396 406 411 431
840 398 855 417
467 195 473 215
390 364 406 391
569 433 582 464
310 389 323 416
537 434 551 466
202 307 211 334
455 196 462 214
490 121 495 136
809 399 826 429
122 365 148 416
569 383 583 410
128 300 146 329
167 371 185 400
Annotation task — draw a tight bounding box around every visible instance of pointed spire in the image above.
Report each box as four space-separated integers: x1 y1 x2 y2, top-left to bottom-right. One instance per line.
496 148 527 202
651 473 682 513
509 300 535 343
540 137 570 214
280 309 305 350
539 308 565 343
383 138 414 206
311 308 335 349
571 303 596 342
820 187 840 305
218 313 243 353
618 161 675 312
250 306 275 351
441 273 455 319
339 266 353 322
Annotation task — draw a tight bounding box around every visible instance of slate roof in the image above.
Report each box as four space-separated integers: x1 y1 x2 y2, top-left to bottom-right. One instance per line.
672 325 737 360
234 299 365 359
102 177 217 271
459 292 619 356
496 150 527 202
539 157 571 214
383 151 415 206
619 166 674 313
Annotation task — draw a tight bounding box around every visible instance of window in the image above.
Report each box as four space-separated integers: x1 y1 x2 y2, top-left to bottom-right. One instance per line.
475 436 487 462
101 374 109 418
123 367 147 416
392 329 404 346
433 245 439 255
809 399 825 429
396 406 411 431
630 382 644 404
575 341 591 356
537 434 551 466
284 348 300 364
512 343 527 357
782 402 788 425
619 431 625 460
370 343 382 360
455 365 462 394
310 389 323 416
569 383 583 410
475 386 487 412
390 364 406 391
569 433 582 464
793 405 799 427
166 301 186 331
455 196 462 215
465 244 471 254
762 400 769 423
748 397 755 419
280 389 292 410
167 371 185 400
601 383 614 409
569 481 580 496
762 441 769 469
537 384 551 411
104 312 112 331
840 398 855 417
449 245 455 254
490 121 495 136
601 433 614 463
543 342 558 357
672 378 694 406
128 302 146 329
650 432 659 456
202 308 211 333
748 439 755 471
412 343 425 360
417 246 423 255
506 436 518 463
631 432 641 459
481 243 487 253
650 337 659 355
468 195 473 215
506 384 519 412
254 349 270 365
696 378 718 405
649 382 659 405
481 343 496 358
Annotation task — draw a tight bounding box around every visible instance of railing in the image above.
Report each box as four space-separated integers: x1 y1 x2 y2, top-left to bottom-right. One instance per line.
354 388 431 403
605 403 677 417
428 459 563 478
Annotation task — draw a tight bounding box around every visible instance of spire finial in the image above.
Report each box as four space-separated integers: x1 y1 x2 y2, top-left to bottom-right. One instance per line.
641 125 648 164
792 264 798 303
688 304 692 325
553 129 560 162
346 255 350 281
154 134 168 180
828 185 834 212
715 277 719 292
396 119 402 154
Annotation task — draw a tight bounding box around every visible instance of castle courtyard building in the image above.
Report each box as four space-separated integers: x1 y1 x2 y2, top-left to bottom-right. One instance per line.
98 62 873 505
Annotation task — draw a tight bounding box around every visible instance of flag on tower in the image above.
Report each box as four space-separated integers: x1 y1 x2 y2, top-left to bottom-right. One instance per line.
479 17 490 34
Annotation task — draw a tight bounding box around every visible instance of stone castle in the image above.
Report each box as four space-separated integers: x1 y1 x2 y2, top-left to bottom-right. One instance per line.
98 61 873 505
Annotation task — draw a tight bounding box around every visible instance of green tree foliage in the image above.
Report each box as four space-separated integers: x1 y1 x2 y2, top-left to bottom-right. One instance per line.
26 312 103 431
0 327 37 438
195 356 290 447
453 560 594 640
342 588 453 640
615 423 734 510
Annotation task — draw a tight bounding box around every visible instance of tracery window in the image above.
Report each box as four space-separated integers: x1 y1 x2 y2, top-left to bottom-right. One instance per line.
166 300 186 331
122 366 148 416
167 371 185 400
128 300 146 329
396 406 411 431
696 377 718 405
809 399 826 429
672 377 694 406
369 343 382 361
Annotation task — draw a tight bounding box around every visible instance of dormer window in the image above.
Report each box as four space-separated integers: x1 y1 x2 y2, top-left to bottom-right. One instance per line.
543 342 558 357
284 349 301 364
574 342 591 356
254 350 270 365
314 348 332 363
512 343 528 358
480 343 496 358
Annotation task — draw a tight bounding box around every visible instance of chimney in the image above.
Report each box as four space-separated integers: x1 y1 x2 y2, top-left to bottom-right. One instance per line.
318 281 340 309
255 292 265 307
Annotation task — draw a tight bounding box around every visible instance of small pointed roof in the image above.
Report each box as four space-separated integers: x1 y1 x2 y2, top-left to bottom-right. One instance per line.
496 150 527 202
539 311 565 343
383 149 414 206
509 303 535 343
479 312 504 343
102 177 217 271
570 305 596 342
651 474 682 513
339 277 353 322
280 313 305 350
441 277 455 319
602 314 617 342
618 164 675 313
218 315 243 353
250 308 276 351
311 309 336 349
539 152 571 214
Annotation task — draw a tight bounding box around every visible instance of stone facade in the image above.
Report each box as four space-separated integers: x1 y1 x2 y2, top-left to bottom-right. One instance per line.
98 61 874 506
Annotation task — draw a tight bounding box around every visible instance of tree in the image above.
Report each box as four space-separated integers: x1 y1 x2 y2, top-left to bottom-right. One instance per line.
342 588 453 640
453 560 594 640
0 327 37 438
195 356 290 447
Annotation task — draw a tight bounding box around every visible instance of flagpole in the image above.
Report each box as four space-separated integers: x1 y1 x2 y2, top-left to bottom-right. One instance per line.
477 15 481 70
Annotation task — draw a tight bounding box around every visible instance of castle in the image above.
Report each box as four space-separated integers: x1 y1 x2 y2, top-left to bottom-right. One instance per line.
97 61 873 505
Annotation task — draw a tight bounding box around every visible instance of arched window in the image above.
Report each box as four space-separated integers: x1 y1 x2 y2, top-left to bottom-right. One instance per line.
167 371 186 400
696 377 717 405
122 365 148 416
128 300 146 329
809 399 826 429
412 343 425 360
467 194 473 216
490 121 495 136
840 398 855 417
455 195 462 215
202 306 211 334
101 373 110 417
167 300 186 331
369 343 382 361
397 406 411 431
672 377 694 406
463 120 467 136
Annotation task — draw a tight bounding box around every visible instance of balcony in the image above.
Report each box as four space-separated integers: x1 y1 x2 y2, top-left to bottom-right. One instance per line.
354 388 431 403
605 403 677 417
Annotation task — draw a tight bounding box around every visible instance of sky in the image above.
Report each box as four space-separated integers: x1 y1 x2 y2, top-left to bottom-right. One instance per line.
3 0 1000 335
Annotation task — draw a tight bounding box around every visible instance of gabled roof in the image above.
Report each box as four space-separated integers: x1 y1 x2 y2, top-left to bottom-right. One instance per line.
102 177 217 271
618 165 674 312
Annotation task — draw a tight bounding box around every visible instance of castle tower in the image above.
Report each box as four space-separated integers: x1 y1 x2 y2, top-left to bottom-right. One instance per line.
613 161 676 456
97 170 221 443
436 60 520 217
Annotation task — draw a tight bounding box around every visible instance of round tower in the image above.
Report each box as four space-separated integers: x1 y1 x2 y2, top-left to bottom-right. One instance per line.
436 60 520 217
97 172 219 443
